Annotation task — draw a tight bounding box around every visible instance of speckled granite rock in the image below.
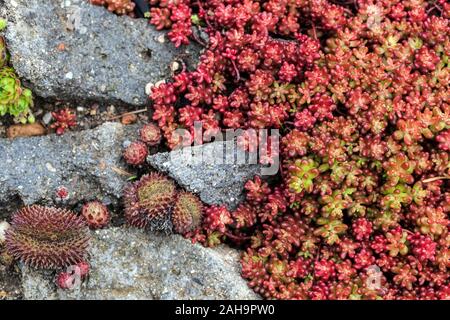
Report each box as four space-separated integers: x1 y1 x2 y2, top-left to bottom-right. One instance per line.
0 122 138 218
0 0 200 106
21 227 259 300
148 140 264 210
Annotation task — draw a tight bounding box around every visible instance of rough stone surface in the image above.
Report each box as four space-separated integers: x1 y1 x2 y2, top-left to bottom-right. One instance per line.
0 122 138 218
0 0 200 106
148 140 264 210
21 227 259 300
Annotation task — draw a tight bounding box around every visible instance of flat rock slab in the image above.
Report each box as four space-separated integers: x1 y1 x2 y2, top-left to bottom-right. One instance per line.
0 0 200 106
0 122 138 217
0 123 263 217
148 141 263 210
21 227 259 300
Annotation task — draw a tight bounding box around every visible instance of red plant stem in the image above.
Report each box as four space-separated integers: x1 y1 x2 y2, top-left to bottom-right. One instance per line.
224 231 251 242
196 0 212 29
191 28 207 47
231 60 241 82
423 176 450 183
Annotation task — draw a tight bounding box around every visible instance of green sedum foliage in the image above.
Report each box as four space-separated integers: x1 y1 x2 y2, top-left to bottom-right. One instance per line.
0 25 34 124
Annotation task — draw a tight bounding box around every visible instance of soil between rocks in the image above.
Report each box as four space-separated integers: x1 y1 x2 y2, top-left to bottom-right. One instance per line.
0 263 22 300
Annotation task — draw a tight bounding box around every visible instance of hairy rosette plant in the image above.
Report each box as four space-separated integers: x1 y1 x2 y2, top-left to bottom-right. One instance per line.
81 201 110 229
123 140 149 165
123 172 177 230
5 206 90 269
140 123 162 146
172 192 203 234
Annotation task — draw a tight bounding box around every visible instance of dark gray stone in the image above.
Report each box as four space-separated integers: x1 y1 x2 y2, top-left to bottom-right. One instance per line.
21 227 259 300
0 0 200 106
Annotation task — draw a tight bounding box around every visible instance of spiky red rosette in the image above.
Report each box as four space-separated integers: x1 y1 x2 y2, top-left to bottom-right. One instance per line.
81 201 110 229
5 206 90 269
123 140 148 165
123 173 177 230
172 192 203 234
140 123 162 146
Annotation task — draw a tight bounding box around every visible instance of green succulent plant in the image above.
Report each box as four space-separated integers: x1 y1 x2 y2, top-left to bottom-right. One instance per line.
0 19 6 32
0 25 34 123
0 41 34 123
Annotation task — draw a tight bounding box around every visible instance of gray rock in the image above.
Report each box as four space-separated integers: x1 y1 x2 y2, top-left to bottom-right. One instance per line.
21 267 58 300
0 0 200 106
0 122 138 218
148 140 264 210
21 227 259 300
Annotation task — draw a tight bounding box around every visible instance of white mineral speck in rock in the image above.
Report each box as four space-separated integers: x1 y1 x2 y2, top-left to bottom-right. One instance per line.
0 221 11 244
46 163 57 172
65 72 73 79
170 61 180 72
145 82 154 95
157 35 165 43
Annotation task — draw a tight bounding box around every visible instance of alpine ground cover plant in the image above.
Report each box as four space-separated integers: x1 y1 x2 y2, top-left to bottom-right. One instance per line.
0 22 34 124
94 0 449 299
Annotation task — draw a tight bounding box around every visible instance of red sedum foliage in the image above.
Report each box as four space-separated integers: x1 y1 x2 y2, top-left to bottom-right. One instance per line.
50 108 77 135
96 0 449 300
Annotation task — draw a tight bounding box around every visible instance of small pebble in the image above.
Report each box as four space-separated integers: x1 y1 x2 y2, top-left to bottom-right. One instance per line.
46 162 57 172
107 105 116 114
0 221 11 244
145 82 154 96
42 112 53 125
171 61 180 72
